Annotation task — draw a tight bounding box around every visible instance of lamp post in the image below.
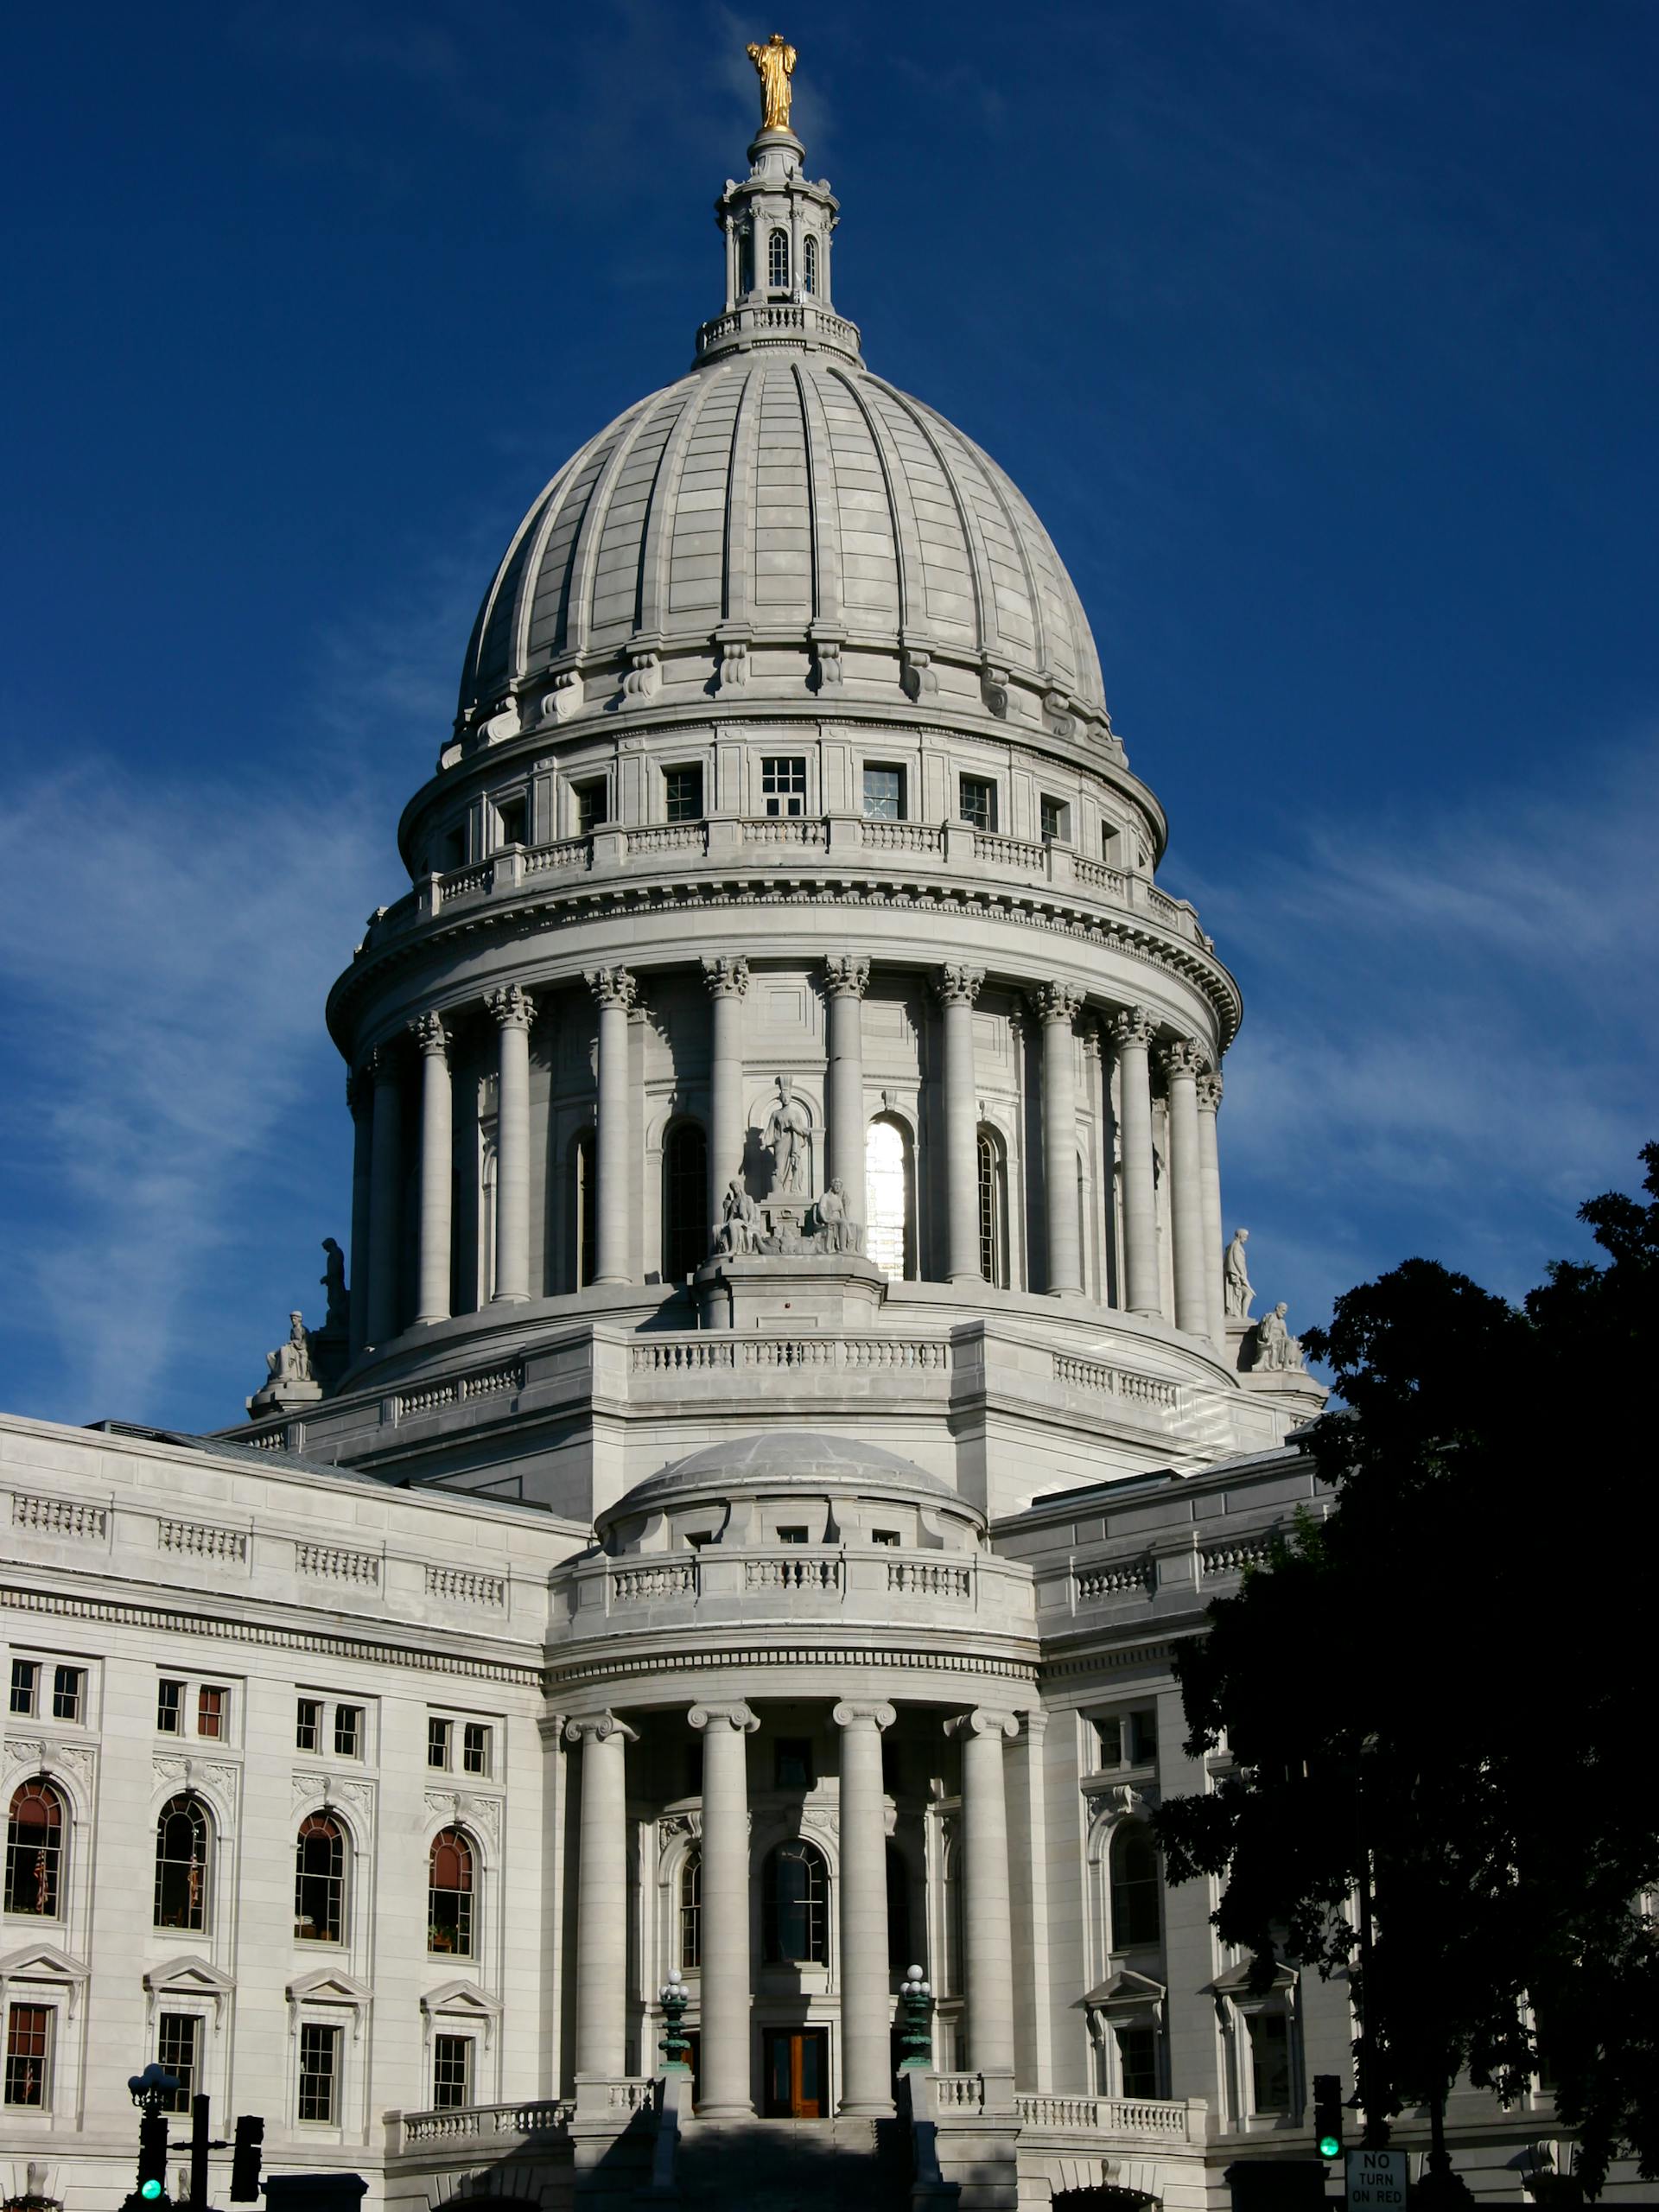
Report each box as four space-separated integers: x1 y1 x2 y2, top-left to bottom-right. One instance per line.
658 1967 692 2075
897 1965 934 2074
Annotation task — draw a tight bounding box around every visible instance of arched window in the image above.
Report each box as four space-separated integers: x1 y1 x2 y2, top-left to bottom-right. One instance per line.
739 226 755 296
479 1135 499 1304
803 235 818 295
428 1827 474 1956
679 1847 701 1969
887 1842 910 1971
662 1122 709 1283
295 1813 345 1942
865 1116 912 1282
762 1840 828 1964
767 228 790 290
1109 1822 1161 1949
569 1129 596 1291
4 1781 63 1917
976 1128 1007 1287
154 1796 210 1932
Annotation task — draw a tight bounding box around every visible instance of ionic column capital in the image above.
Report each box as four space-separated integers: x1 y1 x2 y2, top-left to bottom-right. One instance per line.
486 983 537 1031
586 965 639 1012
689 1701 760 1734
365 1041 403 1080
563 1711 639 1746
409 1011 450 1058
702 955 751 1000
1033 982 1084 1027
1158 1035 1208 1083
933 963 983 1008
823 956 871 1001
1108 1003 1156 1052
831 1699 897 1733
1196 1068 1224 1114
944 1707 1020 1742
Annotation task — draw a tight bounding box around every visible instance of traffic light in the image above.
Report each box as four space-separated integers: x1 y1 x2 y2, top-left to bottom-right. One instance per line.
1313 2072 1344 2160
230 2113 264 2202
137 2113 170 2204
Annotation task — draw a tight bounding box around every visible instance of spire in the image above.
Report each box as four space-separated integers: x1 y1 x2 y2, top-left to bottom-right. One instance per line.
693 35 863 369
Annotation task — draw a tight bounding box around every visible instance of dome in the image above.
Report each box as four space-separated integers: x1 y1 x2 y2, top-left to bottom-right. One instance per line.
457 353 1109 740
605 1429 962 1520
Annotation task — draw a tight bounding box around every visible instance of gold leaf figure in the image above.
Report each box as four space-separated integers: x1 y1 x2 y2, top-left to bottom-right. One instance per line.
747 31 797 131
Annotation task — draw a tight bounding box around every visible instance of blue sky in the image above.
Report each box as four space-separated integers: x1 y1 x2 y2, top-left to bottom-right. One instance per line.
2 0 1655 1428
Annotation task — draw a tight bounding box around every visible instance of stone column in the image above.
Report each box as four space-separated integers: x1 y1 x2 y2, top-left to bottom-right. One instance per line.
346 1069 372 1356
689 1700 760 2117
1109 1007 1160 1319
563 1713 637 2079
823 957 870 1213
1196 1069 1226 1351
486 986 535 1304
934 965 983 1283
833 1699 897 2116
365 1046 404 1348
945 1708 1020 2075
702 957 750 1229
1160 1038 1208 1338
1034 983 1084 1296
409 1014 453 1326
585 968 638 1287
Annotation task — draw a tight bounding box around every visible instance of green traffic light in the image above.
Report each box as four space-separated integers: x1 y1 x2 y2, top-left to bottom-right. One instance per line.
141 2182 164 2201
1318 2133 1341 2159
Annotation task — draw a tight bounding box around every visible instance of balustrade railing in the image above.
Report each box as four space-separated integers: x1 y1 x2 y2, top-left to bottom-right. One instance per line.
395 2098 574 2151
1052 1352 1179 1410
1014 2091 1198 2139
746 1553 843 1593
1074 1557 1154 1603
628 1336 950 1376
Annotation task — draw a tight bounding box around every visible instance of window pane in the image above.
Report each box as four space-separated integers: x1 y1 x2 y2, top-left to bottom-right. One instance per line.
157 1680 184 1734
679 1848 701 1969
803 235 818 295
196 1686 225 1739
428 1827 474 1957
51 1668 83 1724
295 1815 344 1942
864 1118 909 1283
157 2014 200 2113
1130 1711 1158 1765
496 797 525 848
461 1724 490 1777
296 1698 321 1752
428 1718 452 1770
1249 2012 1292 2113
1095 1716 1123 1767
958 777 995 831
155 1796 209 1932
334 1707 362 1759
8 1662 36 1717
1109 1824 1161 1948
862 766 903 820
575 780 607 835
767 228 790 289
663 1122 710 1282
1117 2023 1159 2099
433 2034 473 2111
297 2022 340 2123
1040 796 1065 842
664 766 703 823
4 2005 49 2108
5 1782 62 1916
760 757 807 817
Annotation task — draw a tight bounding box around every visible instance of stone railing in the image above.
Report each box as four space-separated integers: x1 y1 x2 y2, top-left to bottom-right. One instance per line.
860 819 944 855
395 1362 524 1421
613 1561 696 1604
1200 1534 1279 1579
583 1542 1019 1628
424 1564 507 1610
295 1541 380 1586
158 1517 248 1565
695 300 862 359
931 2074 985 2111
1015 2091 1203 2141
521 836 589 877
1075 1557 1154 1603
1052 1353 1179 1411
628 1336 950 1376
10 1493 108 1541
626 823 706 859
887 1560 970 1599
740 814 829 848
747 1553 843 1593
391 2098 575 2153
972 829 1047 872
1073 855 1129 899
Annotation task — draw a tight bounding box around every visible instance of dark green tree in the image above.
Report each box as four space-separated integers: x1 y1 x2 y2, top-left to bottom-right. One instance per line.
1154 1147 1659 2200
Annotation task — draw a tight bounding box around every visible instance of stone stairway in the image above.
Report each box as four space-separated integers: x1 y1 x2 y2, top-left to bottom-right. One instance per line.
674 2115 913 2212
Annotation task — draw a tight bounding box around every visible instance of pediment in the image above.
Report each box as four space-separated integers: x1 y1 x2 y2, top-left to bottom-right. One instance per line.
145 1955 235 1999
1078 1967 1166 2011
0 1940 90 1985
422 1980 504 2021
287 1967 372 2007
1208 1955 1298 1997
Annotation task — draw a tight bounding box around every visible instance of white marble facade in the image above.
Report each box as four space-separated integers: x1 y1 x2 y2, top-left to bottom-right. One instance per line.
0 99 1612 2212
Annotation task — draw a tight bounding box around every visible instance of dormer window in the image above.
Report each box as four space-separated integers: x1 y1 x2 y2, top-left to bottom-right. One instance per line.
803 236 818 295
767 229 790 290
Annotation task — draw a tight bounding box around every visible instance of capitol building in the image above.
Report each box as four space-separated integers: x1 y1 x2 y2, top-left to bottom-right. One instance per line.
0 54 1596 2212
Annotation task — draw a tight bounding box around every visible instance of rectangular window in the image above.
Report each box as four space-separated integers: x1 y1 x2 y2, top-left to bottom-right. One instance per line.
760 756 807 817
432 2034 473 2111
1094 1710 1156 1769
442 825 467 872
1248 2012 1292 2114
157 2013 200 2114
333 1706 363 1760
495 796 526 849
773 1738 814 1790
1040 795 1068 842
157 1680 184 1735
50 1667 84 1725
1129 1711 1157 1766
777 1527 808 1545
461 1723 491 1778
296 1697 321 1753
1116 2023 1160 2099
296 2022 340 2124
574 779 607 836
8 1662 37 1718
871 1529 900 1548
1094 1715 1122 1768
428 1718 454 1770
861 765 905 820
196 1685 226 1739
664 766 703 823
958 775 996 832
3 2005 49 2108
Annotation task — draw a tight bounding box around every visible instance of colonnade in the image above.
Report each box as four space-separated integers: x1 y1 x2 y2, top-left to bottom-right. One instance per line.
562 1699 1025 2116
346 959 1226 1352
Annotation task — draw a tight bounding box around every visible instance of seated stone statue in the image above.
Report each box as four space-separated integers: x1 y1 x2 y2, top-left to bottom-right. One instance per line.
266 1312 313 1387
814 1177 862 1255
1254 1301 1304 1373
712 1178 761 1257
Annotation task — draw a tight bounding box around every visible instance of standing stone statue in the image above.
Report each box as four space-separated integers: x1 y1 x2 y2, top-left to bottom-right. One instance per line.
1224 1227 1254 1321
762 1076 810 1197
747 31 798 130
320 1237 348 1332
1254 1301 1304 1373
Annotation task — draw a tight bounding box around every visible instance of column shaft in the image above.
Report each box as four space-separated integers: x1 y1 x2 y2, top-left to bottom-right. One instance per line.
702 958 750 1230
1197 1071 1226 1350
1111 1009 1160 1318
952 1709 1018 2075
486 988 534 1303
691 1702 758 2117
936 967 982 1282
835 1700 896 2115
1036 987 1084 1295
365 1050 404 1347
824 958 869 1206
1163 1039 1208 1336
346 1072 372 1356
566 1715 633 2078
411 1016 453 1325
587 969 637 1287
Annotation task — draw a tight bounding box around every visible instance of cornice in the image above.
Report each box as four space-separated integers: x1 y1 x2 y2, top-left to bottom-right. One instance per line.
547 1639 1040 1692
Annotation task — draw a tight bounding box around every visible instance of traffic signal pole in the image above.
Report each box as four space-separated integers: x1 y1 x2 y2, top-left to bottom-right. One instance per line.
190 2095 211 2211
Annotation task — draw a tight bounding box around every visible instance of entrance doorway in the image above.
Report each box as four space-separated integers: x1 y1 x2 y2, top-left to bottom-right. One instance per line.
762 2027 829 2118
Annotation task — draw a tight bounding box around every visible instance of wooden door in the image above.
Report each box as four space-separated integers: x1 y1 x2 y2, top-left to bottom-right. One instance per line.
763 2027 828 2117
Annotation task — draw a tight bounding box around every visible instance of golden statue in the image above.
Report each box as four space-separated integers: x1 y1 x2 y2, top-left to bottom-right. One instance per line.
747 32 797 131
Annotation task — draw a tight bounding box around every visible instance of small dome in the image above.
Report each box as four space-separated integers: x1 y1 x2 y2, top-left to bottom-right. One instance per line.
603 1428 962 1525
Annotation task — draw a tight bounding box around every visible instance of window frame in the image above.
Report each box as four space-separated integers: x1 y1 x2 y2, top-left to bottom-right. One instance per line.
679 1846 701 1970
427 1827 476 1960
427 1717 454 1772
332 1705 364 1761
661 1119 710 1284
957 774 997 833
861 763 906 821
50 1667 85 1725
8 1662 38 1719
296 2018 342 2125
154 1794 211 1935
1107 1821 1162 1952
493 791 528 851
571 776 608 837
157 1679 185 1736
432 2031 474 2112
195 1684 226 1740
461 1723 492 1779
760 754 809 818
5 1779 65 1920
3 2001 51 2110
803 233 819 295
761 1839 829 1966
156 2011 202 2114
663 764 704 823
766 227 791 291
294 1813 346 1946
296 1697 321 1753
1039 794 1069 844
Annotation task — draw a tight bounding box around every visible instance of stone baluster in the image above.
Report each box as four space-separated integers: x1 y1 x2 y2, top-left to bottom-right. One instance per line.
585 968 638 1287
409 1013 453 1326
485 986 536 1304
346 1069 372 1355
702 957 750 1230
934 965 984 1282
1033 983 1085 1296
563 1713 637 2079
365 1045 404 1348
823 957 870 1215
945 1708 1020 2073
1160 1037 1209 1338
833 1699 897 2115
689 1701 760 2117
1109 1007 1161 1319
1196 1068 1226 1351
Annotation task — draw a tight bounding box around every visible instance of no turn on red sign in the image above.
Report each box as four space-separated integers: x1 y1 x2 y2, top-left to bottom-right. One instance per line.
1345 2148 1408 2206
